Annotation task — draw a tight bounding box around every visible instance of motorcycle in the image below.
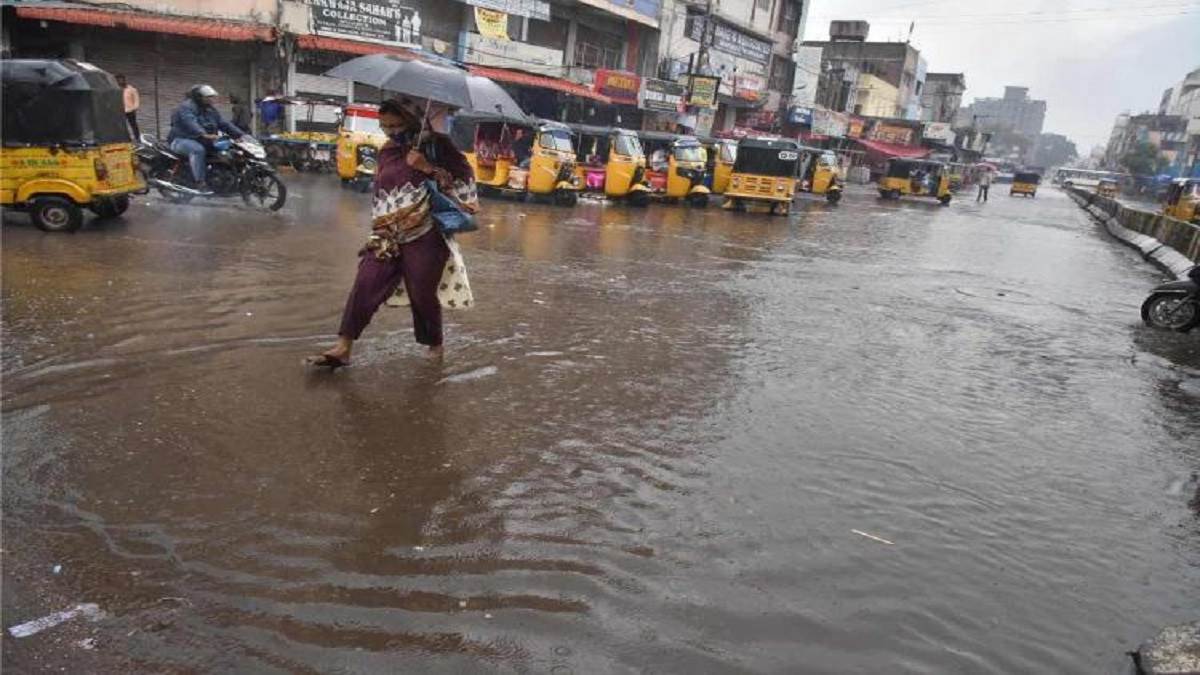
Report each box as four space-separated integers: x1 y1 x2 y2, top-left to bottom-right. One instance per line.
136 134 287 211
1141 265 1200 332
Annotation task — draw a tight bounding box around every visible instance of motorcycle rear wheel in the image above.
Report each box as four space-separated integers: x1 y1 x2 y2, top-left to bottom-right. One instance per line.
1141 292 1199 331
242 172 288 211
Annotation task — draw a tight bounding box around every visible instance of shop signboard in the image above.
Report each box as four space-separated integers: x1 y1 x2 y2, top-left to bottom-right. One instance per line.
687 75 719 108
595 70 642 105
847 116 866 139
463 33 564 77
922 122 954 143
811 108 848 137
789 106 813 125
687 17 772 65
814 109 848 137
474 7 509 40
734 73 765 101
872 122 915 145
641 78 686 113
308 0 421 46
463 0 549 21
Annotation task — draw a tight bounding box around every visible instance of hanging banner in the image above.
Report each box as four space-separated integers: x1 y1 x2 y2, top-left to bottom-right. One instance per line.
595 70 641 105
474 7 510 40
734 73 765 102
922 122 954 143
462 0 549 21
641 78 686 113
307 0 421 46
688 75 719 108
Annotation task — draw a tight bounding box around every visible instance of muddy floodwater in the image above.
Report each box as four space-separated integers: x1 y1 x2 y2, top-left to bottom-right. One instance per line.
3 177 1199 673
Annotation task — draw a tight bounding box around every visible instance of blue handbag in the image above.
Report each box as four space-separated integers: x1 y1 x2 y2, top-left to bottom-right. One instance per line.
426 179 477 235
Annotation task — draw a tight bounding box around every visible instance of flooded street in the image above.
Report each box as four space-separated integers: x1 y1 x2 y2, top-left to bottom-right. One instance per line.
3 178 1198 673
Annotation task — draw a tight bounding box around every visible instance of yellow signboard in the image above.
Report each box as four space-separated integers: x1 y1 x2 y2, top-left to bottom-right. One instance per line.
475 7 510 41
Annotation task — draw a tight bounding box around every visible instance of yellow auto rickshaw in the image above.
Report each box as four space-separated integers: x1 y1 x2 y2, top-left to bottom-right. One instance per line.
723 137 801 216
878 158 952 205
458 117 576 205
639 131 711 207
1 59 145 232
1010 171 1041 197
1096 179 1118 198
796 146 843 204
1162 177 1200 223
335 103 385 192
569 124 651 206
453 111 527 192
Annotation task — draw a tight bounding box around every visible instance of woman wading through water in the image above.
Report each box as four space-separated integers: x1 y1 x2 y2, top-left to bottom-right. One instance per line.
309 99 478 369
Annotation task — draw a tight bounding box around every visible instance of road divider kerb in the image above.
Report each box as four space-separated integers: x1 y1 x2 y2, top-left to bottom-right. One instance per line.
1066 187 1197 280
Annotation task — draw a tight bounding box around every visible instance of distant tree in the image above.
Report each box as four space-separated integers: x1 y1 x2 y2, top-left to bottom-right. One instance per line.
1121 141 1166 176
1031 133 1077 168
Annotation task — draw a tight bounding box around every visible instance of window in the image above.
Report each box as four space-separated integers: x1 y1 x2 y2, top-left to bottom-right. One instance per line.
756 0 771 12
575 36 623 70
527 15 569 50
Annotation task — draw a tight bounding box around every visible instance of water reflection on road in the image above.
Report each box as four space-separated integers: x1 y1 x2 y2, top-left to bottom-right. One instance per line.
3 178 1198 673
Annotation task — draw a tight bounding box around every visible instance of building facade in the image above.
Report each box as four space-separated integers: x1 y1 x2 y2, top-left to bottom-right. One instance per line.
803 21 924 122
959 86 1046 140
920 72 965 124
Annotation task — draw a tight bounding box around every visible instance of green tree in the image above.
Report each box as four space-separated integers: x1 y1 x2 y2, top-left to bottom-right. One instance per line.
1120 141 1163 176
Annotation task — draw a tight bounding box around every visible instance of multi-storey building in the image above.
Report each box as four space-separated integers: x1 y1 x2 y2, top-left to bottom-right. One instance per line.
803 20 925 121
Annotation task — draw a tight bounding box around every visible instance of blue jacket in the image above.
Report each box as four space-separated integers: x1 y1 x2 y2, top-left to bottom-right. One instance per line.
167 99 244 142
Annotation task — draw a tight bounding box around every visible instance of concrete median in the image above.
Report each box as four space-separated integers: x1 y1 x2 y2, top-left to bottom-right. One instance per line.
1066 186 1198 279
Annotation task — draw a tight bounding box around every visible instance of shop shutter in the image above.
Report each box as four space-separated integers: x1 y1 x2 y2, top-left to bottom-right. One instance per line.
84 34 253 139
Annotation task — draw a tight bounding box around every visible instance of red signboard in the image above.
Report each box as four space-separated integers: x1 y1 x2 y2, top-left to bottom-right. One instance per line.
594 69 641 104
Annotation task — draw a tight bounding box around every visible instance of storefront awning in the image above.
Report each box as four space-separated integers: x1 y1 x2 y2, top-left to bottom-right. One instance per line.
15 5 275 42
856 138 931 159
467 65 611 104
295 35 418 58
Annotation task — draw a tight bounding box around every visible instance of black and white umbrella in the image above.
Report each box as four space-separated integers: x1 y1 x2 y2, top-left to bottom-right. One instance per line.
324 53 526 119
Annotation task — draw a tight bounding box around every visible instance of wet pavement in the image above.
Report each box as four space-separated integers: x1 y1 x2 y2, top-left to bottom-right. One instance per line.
3 176 1198 673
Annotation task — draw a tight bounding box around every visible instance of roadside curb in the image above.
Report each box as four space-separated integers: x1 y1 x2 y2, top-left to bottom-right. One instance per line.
1067 189 1195 280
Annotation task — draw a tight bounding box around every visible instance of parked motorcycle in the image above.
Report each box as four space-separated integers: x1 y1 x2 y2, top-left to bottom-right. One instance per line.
1141 265 1200 332
135 134 287 211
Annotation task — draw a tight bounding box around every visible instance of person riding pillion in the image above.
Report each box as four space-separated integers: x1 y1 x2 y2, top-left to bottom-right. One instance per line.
168 84 247 191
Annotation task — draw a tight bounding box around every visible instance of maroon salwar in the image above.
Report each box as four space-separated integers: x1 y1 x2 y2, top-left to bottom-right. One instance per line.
338 228 450 346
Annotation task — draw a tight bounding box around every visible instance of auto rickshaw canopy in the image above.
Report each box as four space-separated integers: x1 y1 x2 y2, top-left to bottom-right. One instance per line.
2 59 129 146
1013 171 1041 184
885 158 947 178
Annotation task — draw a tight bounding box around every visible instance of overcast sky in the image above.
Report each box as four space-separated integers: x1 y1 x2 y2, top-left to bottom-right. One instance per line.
802 0 1200 152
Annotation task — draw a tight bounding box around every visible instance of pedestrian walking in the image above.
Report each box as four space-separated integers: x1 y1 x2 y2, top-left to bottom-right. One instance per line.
308 99 478 370
977 169 992 202
115 74 140 139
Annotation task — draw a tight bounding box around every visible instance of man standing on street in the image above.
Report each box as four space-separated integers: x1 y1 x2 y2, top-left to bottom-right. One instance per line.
977 168 992 202
116 74 140 139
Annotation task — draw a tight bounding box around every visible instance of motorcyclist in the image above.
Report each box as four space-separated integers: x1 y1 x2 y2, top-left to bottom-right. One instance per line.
167 84 247 191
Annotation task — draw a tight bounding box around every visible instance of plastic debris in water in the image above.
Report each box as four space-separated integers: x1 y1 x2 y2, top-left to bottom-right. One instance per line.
9 603 103 638
851 529 895 545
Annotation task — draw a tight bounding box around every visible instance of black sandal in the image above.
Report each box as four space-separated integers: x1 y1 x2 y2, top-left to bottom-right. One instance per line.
306 354 349 371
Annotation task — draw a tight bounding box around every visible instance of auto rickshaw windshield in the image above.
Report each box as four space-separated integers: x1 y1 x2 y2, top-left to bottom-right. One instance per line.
1014 172 1041 183
345 113 381 135
674 144 704 162
614 133 642 156
539 129 574 152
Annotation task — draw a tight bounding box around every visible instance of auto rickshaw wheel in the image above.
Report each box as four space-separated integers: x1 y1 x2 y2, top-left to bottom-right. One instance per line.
688 193 709 208
826 190 842 205
91 195 130 219
629 192 650 208
939 195 952 206
30 196 84 233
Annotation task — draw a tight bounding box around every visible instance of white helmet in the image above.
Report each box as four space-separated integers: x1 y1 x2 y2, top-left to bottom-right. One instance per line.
192 84 219 98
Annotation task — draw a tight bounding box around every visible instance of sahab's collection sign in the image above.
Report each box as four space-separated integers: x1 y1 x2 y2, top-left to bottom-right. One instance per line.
308 0 421 46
